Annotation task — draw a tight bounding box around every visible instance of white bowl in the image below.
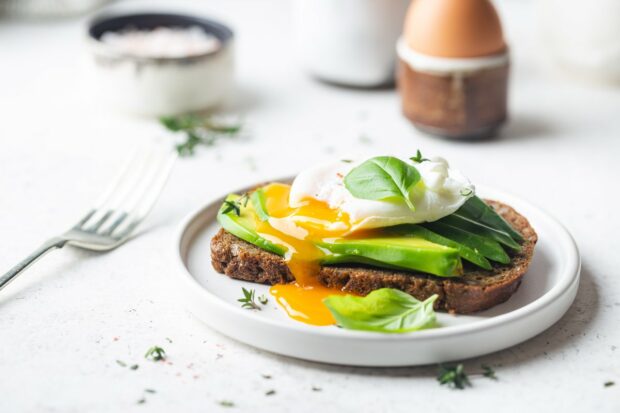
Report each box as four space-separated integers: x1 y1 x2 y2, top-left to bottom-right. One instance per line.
87 13 234 116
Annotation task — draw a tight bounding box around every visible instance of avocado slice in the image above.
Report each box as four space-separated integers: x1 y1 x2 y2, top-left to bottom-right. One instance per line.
216 194 285 256
318 237 462 277
216 194 462 277
384 224 492 270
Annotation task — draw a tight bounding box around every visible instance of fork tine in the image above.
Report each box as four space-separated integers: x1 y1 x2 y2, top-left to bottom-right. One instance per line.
74 209 96 229
80 145 160 231
110 149 177 238
74 146 146 230
99 212 128 236
87 210 114 233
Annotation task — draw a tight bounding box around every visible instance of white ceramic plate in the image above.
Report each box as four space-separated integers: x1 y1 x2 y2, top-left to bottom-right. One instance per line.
174 182 580 366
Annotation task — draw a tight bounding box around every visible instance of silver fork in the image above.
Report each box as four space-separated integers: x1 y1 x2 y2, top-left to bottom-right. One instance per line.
0 144 177 292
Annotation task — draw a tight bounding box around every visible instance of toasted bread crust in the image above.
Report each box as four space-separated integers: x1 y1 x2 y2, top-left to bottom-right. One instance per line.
210 200 537 314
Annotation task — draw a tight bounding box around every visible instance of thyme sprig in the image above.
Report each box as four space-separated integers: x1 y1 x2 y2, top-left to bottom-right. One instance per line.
222 193 249 217
160 114 242 157
144 346 166 362
437 364 471 389
410 149 430 164
437 364 498 389
481 364 497 380
238 288 261 310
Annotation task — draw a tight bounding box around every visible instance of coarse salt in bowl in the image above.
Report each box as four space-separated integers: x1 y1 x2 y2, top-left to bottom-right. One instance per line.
87 13 234 116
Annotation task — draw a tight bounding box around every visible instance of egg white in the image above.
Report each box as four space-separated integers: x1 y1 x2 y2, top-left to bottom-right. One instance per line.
289 156 474 232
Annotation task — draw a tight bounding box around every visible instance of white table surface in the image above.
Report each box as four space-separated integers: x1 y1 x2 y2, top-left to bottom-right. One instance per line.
1 0 619 412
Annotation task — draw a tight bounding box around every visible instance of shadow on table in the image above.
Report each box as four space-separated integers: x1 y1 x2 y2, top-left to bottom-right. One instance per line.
0 248 99 306
498 113 556 142
259 260 598 378
415 113 555 144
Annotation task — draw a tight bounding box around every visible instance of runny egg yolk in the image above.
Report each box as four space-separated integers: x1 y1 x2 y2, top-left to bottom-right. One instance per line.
255 183 352 326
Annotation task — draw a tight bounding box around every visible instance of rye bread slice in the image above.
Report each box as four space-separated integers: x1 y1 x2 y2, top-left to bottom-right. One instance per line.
210 200 537 314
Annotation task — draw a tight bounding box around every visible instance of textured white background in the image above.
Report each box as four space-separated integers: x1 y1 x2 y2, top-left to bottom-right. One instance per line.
1 0 619 412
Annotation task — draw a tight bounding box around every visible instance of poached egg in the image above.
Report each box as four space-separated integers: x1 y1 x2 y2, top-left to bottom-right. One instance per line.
289 156 474 232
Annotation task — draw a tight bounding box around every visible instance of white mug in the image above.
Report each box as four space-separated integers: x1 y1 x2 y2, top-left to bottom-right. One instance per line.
293 0 410 87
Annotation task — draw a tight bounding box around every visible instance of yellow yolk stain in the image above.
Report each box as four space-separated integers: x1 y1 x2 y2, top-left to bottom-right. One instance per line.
254 183 353 326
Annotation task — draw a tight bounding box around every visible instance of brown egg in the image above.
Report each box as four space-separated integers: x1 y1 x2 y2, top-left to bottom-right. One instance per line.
404 0 506 58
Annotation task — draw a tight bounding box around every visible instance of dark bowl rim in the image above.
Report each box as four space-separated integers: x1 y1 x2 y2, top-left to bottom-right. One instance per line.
87 12 234 62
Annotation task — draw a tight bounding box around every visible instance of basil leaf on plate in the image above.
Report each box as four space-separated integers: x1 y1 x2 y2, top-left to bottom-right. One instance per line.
323 288 438 333
344 156 420 211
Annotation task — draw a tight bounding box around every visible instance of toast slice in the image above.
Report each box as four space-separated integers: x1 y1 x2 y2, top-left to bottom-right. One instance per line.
210 200 537 314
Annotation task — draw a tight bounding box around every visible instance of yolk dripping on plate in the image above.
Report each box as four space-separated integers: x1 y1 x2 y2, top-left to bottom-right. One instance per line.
254 183 354 326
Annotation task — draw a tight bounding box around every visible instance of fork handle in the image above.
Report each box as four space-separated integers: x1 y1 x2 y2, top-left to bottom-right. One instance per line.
0 237 68 292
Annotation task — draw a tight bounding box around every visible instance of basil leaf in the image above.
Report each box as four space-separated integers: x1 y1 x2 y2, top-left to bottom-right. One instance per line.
458 196 524 243
424 221 510 264
324 289 438 333
344 156 420 211
440 213 521 251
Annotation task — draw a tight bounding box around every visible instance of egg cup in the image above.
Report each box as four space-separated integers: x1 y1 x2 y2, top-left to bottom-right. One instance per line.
397 39 509 139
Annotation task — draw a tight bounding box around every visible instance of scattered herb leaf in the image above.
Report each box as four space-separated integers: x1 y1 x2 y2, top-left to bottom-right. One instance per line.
605 381 615 387
137 398 146 405
481 364 497 380
116 360 127 367
265 390 276 396
145 389 156 394
159 114 242 157
165 337 173 343
341 159 353 163
410 149 429 163
437 364 498 389
258 294 269 305
437 364 471 390
238 288 261 310
145 346 166 362
219 400 235 408
130 364 139 370
312 386 322 392
262 374 272 379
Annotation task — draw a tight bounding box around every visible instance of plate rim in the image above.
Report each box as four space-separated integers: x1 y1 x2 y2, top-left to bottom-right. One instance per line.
173 179 581 342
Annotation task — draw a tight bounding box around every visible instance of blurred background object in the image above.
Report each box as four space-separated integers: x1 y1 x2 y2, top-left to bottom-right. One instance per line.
539 0 620 85
0 0 111 18
293 0 409 87
87 12 234 116
397 0 509 140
